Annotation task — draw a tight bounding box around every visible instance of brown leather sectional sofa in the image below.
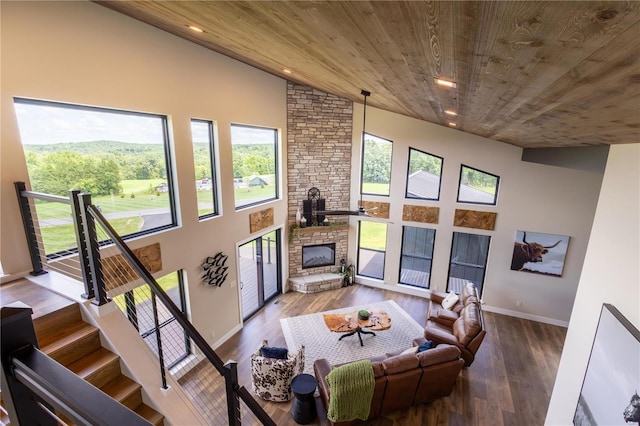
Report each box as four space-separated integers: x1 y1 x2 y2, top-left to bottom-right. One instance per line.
424 283 486 366
313 342 464 426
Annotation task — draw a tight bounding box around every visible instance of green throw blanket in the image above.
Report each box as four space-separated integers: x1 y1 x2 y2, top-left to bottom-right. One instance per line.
326 359 375 422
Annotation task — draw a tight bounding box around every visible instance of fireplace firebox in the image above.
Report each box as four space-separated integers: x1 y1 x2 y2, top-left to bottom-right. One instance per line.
302 243 336 269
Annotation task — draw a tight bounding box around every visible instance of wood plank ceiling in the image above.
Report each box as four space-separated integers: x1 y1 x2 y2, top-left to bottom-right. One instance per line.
95 1 640 148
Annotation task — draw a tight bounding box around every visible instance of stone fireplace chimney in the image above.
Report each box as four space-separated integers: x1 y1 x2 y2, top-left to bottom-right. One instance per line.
286 82 353 287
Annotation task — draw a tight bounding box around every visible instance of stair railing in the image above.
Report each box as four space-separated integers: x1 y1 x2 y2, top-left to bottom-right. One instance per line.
77 196 275 426
0 303 152 426
13 182 276 425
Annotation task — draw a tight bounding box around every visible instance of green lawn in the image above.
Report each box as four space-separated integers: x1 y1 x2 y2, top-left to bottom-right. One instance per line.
359 221 388 251
113 272 179 312
41 217 143 254
362 182 390 195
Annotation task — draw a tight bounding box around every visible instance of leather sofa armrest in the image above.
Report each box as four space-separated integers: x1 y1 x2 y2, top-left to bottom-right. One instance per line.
429 292 447 304
313 358 331 393
424 325 459 346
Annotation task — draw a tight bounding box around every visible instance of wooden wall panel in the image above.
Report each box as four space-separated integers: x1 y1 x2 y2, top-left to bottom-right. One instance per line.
102 242 162 289
361 201 390 219
454 209 497 230
402 205 439 224
250 208 274 233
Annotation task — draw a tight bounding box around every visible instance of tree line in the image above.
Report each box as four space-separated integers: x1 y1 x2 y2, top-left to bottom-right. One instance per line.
25 141 275 196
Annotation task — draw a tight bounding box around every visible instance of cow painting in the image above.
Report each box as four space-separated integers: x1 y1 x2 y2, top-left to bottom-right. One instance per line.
510 231 570 276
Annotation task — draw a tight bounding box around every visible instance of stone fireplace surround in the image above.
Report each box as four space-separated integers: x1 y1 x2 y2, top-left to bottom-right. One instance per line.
286 82 353 292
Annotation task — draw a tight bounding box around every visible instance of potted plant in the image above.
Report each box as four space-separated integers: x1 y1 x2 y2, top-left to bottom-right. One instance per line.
358 310 370 320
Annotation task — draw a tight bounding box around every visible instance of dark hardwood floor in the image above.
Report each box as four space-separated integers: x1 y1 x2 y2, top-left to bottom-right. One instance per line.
212 284 567 426
1 280 566 425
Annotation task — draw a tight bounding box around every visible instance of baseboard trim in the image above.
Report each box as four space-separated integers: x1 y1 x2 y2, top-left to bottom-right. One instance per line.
356 279 569 327
482 304 569 327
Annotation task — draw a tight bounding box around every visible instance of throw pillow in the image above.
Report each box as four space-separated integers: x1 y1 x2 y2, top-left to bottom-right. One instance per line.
401 346 419 355
441 291 459 310
417 340 434 353
260 346 288 359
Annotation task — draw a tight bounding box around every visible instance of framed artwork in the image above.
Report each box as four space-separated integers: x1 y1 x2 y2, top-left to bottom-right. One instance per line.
510 230 570 277
574 304 640 425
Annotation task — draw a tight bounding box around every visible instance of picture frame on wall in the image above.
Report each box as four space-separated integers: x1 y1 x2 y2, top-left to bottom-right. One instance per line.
510 230 570 277
573 304 640 425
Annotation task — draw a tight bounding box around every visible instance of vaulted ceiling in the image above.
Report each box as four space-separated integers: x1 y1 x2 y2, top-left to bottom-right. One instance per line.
96 1 640 149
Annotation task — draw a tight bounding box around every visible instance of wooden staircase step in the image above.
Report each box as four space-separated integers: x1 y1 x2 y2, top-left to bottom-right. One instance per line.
101 375 142 410
34 303 82 340
66 348 121 389
0 392 10 426
135 404 164 426
39 323 101 366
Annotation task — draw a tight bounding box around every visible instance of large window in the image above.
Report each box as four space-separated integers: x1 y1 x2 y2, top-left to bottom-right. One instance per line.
14 98 176 255
406 148 443 200
191 119 218 219
399 226 435 289
357 221 388 280
457 164 500 205
447 232 490 297
361 133 393 196
231 124 278 209
113 270 190 368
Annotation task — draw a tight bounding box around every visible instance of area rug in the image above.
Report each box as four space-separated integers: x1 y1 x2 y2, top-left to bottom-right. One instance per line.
280 300 424 373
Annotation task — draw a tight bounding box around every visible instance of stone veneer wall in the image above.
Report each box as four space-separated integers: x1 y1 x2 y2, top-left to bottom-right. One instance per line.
287 82 353 280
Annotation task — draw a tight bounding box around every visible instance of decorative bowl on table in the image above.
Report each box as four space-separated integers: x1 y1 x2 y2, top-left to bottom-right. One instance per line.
358 310 370 320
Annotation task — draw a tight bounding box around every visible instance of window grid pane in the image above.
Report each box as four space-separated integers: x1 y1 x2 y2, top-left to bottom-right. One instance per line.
14 98 176 257
357 221 387 280
361 133 392 196
457 164 500 205
447 232 490 296
231 124 278 209
399 226 435 289
191 119 218 218
406 148 443 200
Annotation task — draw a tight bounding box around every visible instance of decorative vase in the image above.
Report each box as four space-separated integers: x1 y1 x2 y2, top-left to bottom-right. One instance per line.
300 216 307 228
295 208 301 226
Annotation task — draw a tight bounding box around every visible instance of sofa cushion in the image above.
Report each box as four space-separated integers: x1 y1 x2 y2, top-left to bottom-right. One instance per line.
430 307 459 325
260 346 288 359
401 346 419 355
417 344 461 367
382 353 420 375
417 340 434 353
441 292 459 310
453 304 482 345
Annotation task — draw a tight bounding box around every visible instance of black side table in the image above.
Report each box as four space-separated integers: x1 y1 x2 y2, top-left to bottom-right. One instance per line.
290 373 317 424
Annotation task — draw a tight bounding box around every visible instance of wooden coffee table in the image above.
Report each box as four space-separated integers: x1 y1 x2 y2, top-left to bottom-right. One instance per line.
323 307 391 346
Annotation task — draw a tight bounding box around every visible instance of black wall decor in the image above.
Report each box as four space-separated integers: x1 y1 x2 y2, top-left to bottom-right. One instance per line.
201 252 228 287
305 187 325 226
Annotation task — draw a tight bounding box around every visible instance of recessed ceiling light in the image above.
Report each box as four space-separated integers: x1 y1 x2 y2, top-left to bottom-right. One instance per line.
282 69 292 74
445 110 458 116
188 25 204 33
435 78 457 88
448 122 457 127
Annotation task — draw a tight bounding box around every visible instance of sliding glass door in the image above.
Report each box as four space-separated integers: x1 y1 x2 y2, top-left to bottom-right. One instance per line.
238 230 281 320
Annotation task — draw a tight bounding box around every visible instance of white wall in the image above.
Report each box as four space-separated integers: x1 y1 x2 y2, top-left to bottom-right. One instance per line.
349 104 604 325
546 143 640 424
1 1 287 345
